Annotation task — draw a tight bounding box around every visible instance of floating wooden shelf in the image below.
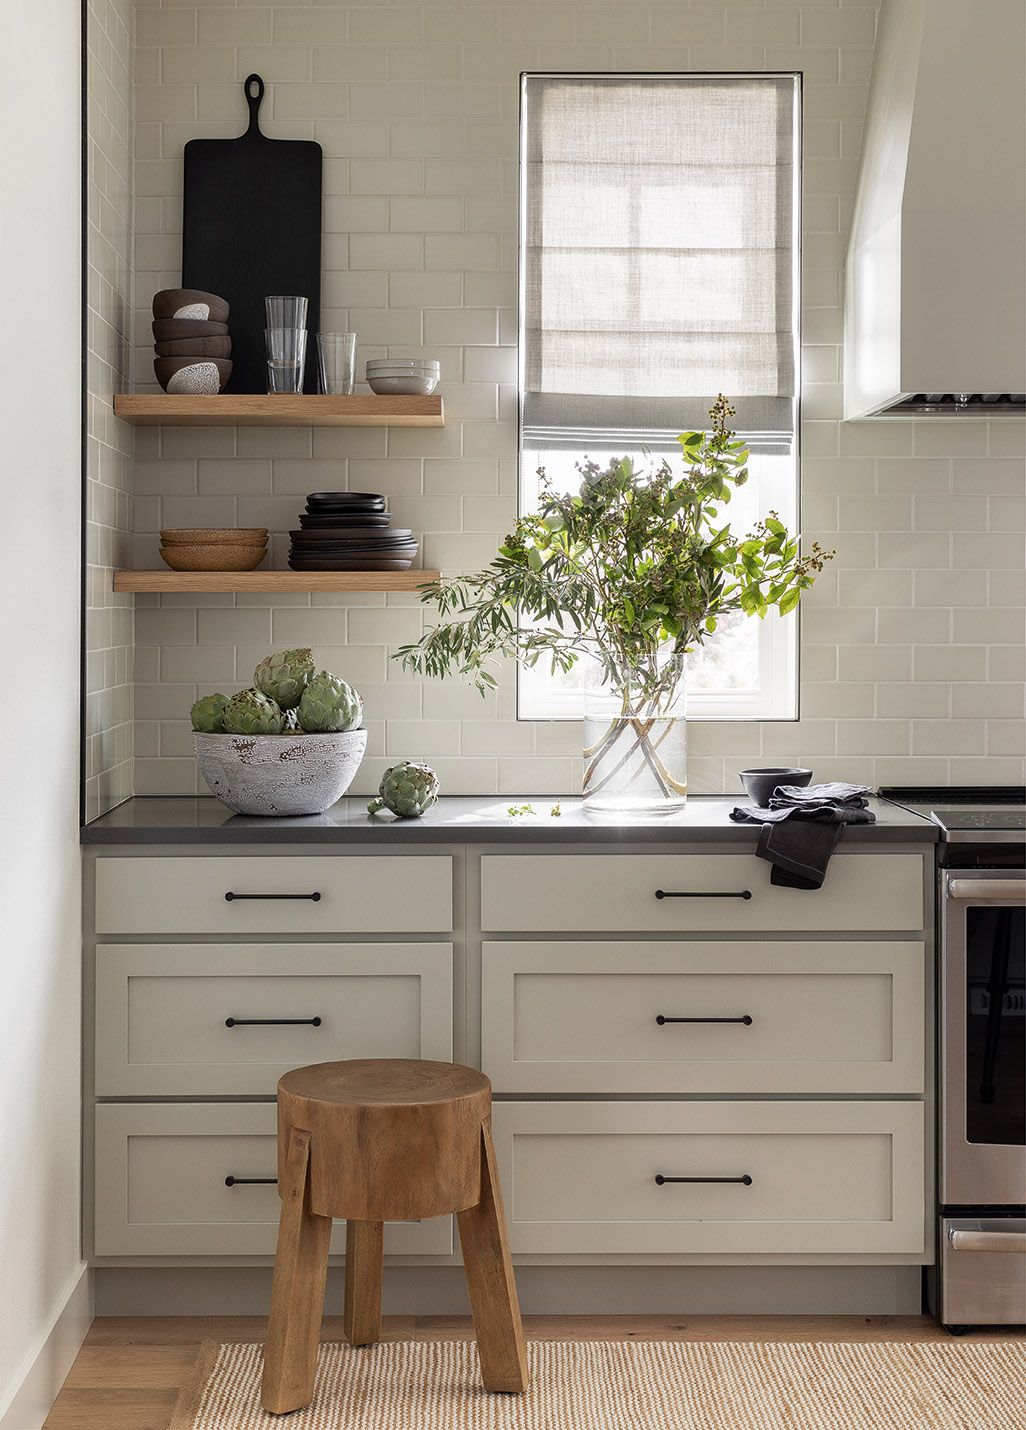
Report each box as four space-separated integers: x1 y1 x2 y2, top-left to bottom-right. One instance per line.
113 570 439 594
112 393 445 427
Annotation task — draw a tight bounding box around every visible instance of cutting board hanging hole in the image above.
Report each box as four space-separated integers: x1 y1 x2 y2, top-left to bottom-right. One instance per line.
244 75 265 134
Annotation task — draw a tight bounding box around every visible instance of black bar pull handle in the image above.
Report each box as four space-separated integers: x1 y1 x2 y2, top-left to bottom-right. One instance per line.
655 889 752 901
225 1017 322 1028
656 1015 753 1026
224 1176 277 1187
655 1174 753 1186
225 891 321 902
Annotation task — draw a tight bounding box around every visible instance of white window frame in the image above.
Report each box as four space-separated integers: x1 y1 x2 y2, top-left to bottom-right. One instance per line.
517 72 802 723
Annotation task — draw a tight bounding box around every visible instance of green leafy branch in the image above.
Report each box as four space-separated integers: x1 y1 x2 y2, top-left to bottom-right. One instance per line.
396 395 833 702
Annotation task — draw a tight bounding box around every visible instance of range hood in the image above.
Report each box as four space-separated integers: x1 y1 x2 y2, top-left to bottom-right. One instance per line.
844 0 1026 418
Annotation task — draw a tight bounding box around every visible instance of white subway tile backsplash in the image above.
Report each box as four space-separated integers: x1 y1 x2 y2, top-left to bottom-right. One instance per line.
953 533 1025 569
876 683 951 719
913 645 988 682
912 720 985 756
914 569 988 607
101 0 1024 805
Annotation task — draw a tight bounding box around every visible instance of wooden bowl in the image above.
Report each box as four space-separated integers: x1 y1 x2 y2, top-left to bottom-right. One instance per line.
154 357 233 394
152 289 230 323
160 543 267 572
152 317 230 342
154 335 232 359
161 528 267 545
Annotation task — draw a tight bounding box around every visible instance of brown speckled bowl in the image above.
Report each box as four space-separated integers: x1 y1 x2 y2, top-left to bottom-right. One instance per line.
152 317 230 342
160 528 268 545
160 543 267 572
153 335 232 359
153 357 233 393
152 288 230 322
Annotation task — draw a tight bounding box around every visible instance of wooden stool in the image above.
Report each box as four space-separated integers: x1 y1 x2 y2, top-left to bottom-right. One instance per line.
260 1059 528 1414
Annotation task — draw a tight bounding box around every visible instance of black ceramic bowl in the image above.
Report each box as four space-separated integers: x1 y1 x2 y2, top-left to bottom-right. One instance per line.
738 767 813 806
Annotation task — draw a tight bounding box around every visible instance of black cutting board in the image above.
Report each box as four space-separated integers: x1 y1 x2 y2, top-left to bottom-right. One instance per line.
182 76 322 394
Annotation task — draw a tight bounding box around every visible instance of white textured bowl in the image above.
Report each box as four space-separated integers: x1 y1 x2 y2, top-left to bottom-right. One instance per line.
366 358 440 370
194 729 367 817
368 374 439 395
365 365 440 375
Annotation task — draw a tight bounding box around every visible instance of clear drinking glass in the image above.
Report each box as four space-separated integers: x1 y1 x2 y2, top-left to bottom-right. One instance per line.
265 295 308 329
264 327 307 394
316 333 358 395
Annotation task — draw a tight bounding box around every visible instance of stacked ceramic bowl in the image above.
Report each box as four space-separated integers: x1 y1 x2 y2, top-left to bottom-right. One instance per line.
160 528 268 572
152 288 232 394
289 493 418 572
366 357 439 395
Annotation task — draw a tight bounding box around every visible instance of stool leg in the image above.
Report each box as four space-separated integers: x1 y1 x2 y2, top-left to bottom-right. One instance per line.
343 1219 384 1346
456 1119 529 1394
261 1126 332 1415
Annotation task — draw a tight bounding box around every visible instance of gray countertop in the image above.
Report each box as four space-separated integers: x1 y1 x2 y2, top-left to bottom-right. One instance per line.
81 795 937 845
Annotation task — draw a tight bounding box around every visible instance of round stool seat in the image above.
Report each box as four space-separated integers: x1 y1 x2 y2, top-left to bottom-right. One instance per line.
277 1059 493 1222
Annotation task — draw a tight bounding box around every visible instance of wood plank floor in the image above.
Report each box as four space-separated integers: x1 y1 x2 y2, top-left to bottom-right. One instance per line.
43 1315 1016 1429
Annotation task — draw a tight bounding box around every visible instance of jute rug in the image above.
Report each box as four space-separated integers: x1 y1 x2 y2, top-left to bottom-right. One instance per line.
169 1338 1026 1429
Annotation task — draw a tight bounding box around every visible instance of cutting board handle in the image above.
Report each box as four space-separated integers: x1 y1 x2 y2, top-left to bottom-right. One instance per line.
243 74 265 137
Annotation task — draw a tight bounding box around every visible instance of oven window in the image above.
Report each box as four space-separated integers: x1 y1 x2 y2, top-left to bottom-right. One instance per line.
965 906 1026 1146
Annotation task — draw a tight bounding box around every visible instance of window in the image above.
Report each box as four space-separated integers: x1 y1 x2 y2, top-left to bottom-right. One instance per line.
518 74 801 720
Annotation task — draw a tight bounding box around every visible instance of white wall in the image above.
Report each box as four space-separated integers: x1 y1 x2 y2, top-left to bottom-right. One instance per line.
0 0 89 1422
84 0 135 822
127 0 1025 797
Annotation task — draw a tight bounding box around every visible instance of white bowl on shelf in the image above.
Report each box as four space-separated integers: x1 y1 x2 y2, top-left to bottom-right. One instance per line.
367 374 439 395
366 358 440 370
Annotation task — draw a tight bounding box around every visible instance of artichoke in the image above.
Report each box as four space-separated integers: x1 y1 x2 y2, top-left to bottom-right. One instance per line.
368 760 440 819
253 647 314 710
297 671 363 733
221 688 285 735
191 692 230 733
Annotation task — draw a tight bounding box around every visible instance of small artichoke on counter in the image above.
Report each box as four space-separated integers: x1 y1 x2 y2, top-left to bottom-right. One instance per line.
222 688 285 735
253 647 314 710
191 692 230 733
297 671 363 733
368 760 440 819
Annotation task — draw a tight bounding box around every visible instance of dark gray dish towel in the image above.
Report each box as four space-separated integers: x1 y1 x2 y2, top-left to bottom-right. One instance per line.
729 782 876 889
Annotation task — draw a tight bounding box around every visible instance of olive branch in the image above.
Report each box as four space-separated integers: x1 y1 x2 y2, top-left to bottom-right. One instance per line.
396 395 833 718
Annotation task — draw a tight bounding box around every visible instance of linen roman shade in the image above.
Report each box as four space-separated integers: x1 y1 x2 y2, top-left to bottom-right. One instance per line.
521 74 800 452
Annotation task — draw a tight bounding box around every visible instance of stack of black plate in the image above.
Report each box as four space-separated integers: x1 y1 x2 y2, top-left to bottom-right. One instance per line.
289 492 419 571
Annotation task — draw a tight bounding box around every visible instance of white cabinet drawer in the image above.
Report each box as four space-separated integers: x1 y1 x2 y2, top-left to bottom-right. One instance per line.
94 1104 453 1257
481 854 923 932
96 943 453 1096
482 941 925 1095
95 855 452 934
491 1102 925 1256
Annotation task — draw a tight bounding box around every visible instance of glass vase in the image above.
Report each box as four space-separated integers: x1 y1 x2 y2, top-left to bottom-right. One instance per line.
582 655 687 814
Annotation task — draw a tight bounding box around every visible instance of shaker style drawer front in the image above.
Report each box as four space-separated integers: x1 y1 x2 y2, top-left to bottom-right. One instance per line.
95 943 454 1096
481 941 926 1095
93 1104 453 1258
481 854 923 933
490 1102 926 1257
95 855 453 934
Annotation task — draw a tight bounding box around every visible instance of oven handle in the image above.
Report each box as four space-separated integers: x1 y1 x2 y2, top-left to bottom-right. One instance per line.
948 1229 1026 1254
946 878 1026 902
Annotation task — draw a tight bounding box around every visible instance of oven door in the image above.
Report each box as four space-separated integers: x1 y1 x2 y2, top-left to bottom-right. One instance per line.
941 870 1026 1207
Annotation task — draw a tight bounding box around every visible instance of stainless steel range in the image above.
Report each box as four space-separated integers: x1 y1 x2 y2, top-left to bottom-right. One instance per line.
882 787 1025 1332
